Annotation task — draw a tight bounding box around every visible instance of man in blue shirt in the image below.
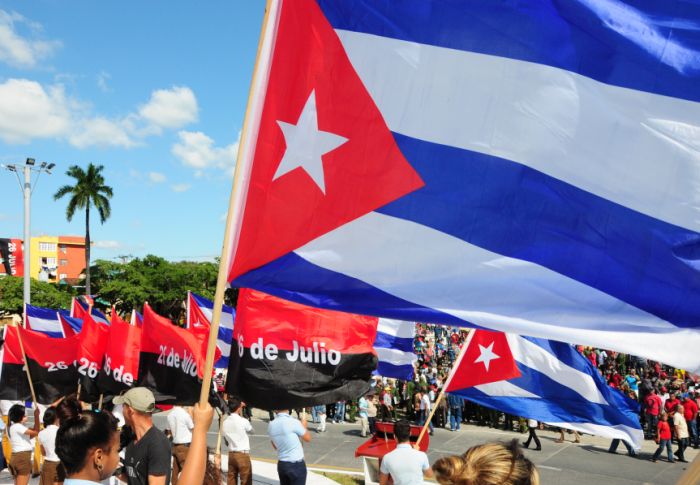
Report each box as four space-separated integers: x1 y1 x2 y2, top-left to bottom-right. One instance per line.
379 420 432 485
268 410 311 485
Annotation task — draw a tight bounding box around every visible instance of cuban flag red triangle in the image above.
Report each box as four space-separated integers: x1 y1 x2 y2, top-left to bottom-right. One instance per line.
229 0 424 280
446 329 522 392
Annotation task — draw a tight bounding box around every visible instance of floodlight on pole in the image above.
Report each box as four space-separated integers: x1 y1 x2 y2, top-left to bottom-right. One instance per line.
1 158 55 308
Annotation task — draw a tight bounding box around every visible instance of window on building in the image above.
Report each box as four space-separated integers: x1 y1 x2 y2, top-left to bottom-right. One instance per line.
46 257 56 266
60 259 68 266
39 242 56 252
59 245 67 254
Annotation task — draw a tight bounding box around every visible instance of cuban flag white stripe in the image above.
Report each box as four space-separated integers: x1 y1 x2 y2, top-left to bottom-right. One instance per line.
374 347 416 367
474 380 539 399
376 318 415 339
507 335 608 406
294 211 700 371
335 29 700 233
546 422 643 448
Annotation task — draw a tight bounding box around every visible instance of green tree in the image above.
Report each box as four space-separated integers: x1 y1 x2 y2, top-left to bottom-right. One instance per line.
0 276 74 315
53 164 113 296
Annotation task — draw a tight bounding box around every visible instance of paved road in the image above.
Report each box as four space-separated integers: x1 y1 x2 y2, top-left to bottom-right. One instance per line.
174 413 697 485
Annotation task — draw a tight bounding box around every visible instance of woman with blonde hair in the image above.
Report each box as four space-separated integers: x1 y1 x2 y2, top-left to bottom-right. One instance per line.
432 439 539 485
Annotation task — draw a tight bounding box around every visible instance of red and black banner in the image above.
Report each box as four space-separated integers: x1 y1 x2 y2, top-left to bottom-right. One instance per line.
0 326 31 401
137 304 213 405
1 326 80 404
98 317 141 395
226 289 378 409
76 314 109 402
0 238 23 276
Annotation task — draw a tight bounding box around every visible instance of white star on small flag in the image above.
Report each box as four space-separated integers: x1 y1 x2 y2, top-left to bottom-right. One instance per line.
273 89 348 193
474 341 500 371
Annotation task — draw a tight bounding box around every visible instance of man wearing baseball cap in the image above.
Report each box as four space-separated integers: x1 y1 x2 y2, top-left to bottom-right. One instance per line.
115 387 172 485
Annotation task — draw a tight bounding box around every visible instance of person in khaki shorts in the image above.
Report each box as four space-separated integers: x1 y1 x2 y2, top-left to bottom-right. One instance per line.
38 407 65 485
166 406 193 485
222 396 253 485
8 404 40 485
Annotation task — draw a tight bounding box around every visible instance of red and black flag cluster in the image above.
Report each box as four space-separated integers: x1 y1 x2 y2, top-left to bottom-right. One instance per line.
0 326 80 404
137 303 215 405
97 313 141 395
76 313 109 402
226 289 378 409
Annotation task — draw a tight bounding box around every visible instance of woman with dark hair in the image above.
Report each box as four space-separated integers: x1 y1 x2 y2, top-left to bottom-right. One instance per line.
38 406 65 485
55 397 120 485
7 404 40 485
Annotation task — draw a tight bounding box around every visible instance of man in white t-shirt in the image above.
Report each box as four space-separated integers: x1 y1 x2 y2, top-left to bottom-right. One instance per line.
379 420 432 485
166 405 194 485
222 396 254 485
673 404 689 463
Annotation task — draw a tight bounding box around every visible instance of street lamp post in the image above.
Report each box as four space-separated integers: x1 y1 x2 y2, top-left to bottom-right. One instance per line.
1 158 55 308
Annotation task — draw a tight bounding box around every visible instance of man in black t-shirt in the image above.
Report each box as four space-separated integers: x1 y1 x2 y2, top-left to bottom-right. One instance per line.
115 387 172 485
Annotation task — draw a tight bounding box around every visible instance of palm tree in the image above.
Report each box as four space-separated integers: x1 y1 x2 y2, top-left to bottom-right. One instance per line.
54 164 113 295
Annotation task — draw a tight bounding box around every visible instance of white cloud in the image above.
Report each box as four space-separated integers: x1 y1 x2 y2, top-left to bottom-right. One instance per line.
0 78 200 148
171 130 239 171
0 79 71 143
69 116 136 148
170 183 190 192
0 10 61 68
148 171 166 183
139 86 198 131
96 71 111 92
93 240 123 250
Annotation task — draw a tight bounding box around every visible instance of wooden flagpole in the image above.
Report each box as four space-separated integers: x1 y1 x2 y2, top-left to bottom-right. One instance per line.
414 329 476 447
677 454 700 485
198 0 281 406
18 305 38 405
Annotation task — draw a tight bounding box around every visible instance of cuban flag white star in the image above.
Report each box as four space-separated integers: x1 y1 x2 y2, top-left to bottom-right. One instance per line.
273 90 348 194
474 341 500 371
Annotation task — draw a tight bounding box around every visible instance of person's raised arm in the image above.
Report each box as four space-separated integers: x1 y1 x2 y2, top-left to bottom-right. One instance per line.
300 416 311 443
25 407 41 438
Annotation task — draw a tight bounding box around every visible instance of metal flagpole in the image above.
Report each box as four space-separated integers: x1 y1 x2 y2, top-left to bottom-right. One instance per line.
198 0 282 406
414 329 476 447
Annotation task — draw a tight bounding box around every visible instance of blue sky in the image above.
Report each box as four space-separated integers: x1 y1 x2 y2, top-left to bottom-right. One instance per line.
0 2 264 261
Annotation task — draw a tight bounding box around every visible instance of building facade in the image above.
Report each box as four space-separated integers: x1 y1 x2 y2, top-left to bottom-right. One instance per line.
25 235 86 283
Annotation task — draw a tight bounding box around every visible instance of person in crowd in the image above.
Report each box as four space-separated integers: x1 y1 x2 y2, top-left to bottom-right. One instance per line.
555 427 580 444
313 404 327 433
624 369 641 398
664 392 680 416
7 404 40 485
114 387 172 485
54 397 120 485
358 394 369 437
682 393 699 448
652 413 674 463
166 406 193 485
172 402 214 485
419 389 433 435
380 388 393 422
522 419 541 451
333 401 346 424
607 438 636 457
222 396 253 485
447 393 462 431
673 404 689 463
379 420 432 485
432 439 539 485
367 395 378 435
644 388 662 439
38 406 65 485
269 409 311 485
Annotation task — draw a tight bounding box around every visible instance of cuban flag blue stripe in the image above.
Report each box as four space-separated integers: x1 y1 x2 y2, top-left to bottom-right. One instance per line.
317 0 700 103
373 332 413 354
233 252 473 329
25 304 64 338
376 361 414 381
58 311 83 333
378 133 700 328
453 334 643 447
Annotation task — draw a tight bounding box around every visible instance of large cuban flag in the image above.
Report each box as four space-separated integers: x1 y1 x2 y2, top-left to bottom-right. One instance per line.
226 0 700 372
373 319 416 380
186 292 235 369
446 330 644 449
